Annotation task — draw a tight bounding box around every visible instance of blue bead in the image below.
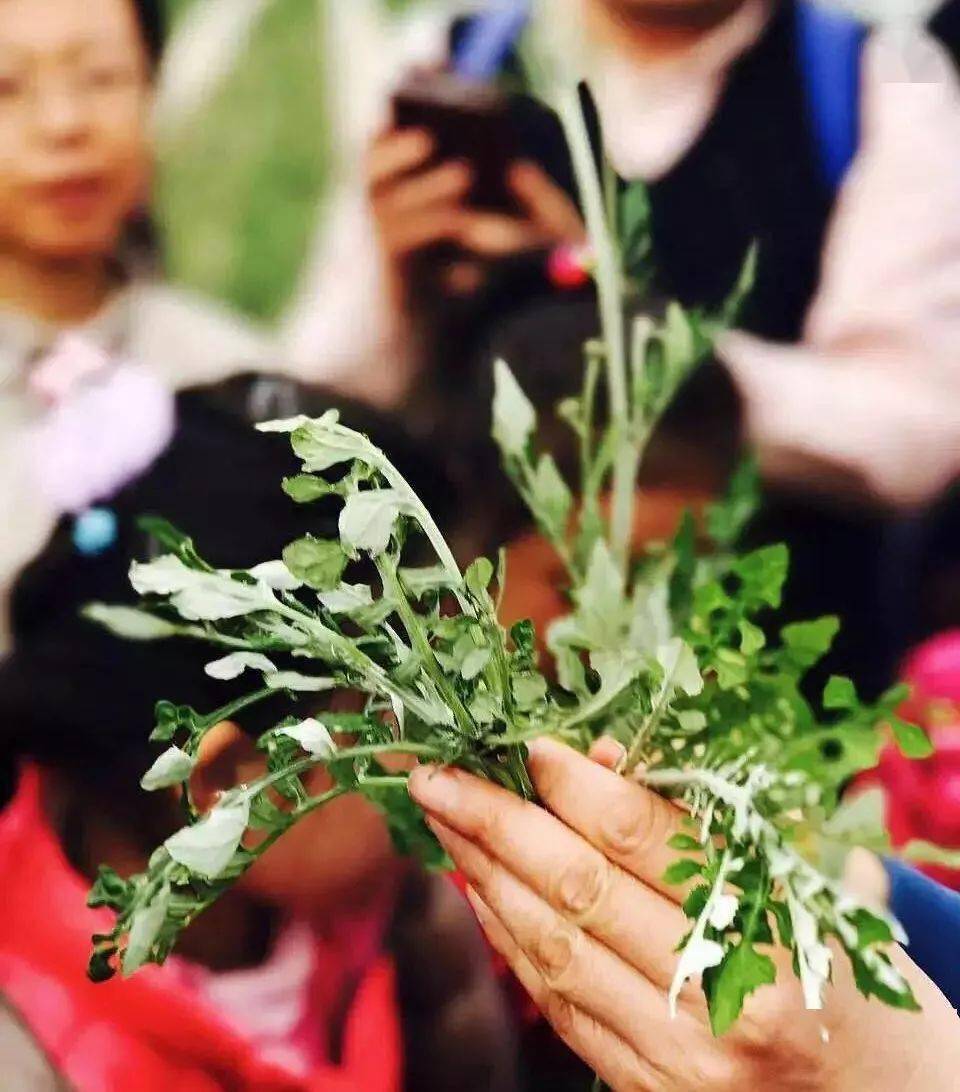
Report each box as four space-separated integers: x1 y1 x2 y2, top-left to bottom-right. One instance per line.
73 507 118 556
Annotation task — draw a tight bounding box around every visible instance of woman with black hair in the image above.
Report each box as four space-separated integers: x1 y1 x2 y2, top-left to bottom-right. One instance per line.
0 384 520 1090
0 0 275 650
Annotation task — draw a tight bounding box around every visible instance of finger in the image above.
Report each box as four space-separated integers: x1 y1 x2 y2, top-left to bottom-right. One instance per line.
423 802 688 992
509 161 586 242
526 738 693 902
455 212 544 257
378 161 472 218
589 737 626 770
381 207 465 257
465 885 664 1092
367 128 434 189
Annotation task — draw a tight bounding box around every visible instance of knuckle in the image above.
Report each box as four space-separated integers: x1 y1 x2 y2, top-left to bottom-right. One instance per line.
469 796 507 848
737 987 790 1051
552 853 611 924
689 1050 743 1092
531 920 581 989
598 787 665 865
543 988 577 1039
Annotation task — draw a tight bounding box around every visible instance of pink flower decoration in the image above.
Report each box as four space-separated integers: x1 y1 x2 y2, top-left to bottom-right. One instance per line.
29 334 111 407
873 632 960 890
27 336 175 516
547 243 594 291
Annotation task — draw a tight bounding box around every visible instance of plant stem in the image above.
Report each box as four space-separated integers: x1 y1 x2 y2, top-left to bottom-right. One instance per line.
379 561 476 736
555 85 634 579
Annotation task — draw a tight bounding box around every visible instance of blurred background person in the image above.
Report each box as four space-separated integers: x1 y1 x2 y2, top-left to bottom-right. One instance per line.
0 0 279 651
0 398 519 1091
580 0 960 691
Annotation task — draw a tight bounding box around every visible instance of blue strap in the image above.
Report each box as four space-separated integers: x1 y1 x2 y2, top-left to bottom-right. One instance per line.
885 859 960 1010
453 1 530 82
454 1 865 192
795 0 867 190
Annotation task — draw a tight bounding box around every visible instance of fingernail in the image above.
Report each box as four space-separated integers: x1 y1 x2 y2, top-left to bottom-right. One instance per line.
408 764 460 816
464 884 488 920
526 736 569 769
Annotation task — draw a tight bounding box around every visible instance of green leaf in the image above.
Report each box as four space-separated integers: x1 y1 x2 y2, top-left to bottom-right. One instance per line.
460 646 492 682
339 489 404 555
890 716 934 759
739 619 766 656
572 539 627 649
781 617 840 670
735 544 789 610
824 676 859 711
399 564 457 598
693 580 731 620
706 456 760 548
282 536 347 591
164 800 250 880
266 672 337 693
658 638 704 697
492 357 536 457
662 857 704 885
317 583 375 614
282 474 332 503
850 952 921 1011
361 774 451 872
130 557 276 621
781 725 882 784
707 942 777 1036
123 887 171 976
87 866 131 912
283 414 372 473
83 604 181 641
714 647 748 691
531 454 573 540
465 557 495 599
682 884 710 919
150 701 199 743
668 833 703 852
902 840 960 869
205 652 277 680
769 900 794 947
847 907 896 949
513 673 548 710
510 619 537 667
141 746 196 791
137 517 210 570
279 718 336 758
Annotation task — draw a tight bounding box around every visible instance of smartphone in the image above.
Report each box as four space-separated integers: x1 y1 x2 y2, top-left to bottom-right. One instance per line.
392 71 519 213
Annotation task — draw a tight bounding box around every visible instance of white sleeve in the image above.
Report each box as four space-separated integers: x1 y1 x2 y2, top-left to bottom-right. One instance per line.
722 27 960 509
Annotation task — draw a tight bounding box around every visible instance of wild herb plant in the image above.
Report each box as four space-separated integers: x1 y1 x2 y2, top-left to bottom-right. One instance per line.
86 7 931 1037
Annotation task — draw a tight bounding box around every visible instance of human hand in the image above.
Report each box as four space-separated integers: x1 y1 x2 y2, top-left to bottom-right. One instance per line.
367 127 583 306
409 738 960 1092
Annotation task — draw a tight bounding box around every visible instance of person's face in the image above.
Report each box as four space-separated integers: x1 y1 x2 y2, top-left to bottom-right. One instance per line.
587 0 748 35
0 0 151 261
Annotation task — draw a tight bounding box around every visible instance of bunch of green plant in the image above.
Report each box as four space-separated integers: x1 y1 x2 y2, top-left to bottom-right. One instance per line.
86 6 932 1040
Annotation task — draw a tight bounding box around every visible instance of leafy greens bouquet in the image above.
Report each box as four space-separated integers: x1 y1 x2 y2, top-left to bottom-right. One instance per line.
85 3 932 1040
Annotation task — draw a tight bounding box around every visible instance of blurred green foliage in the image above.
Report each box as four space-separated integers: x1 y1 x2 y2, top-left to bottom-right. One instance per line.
157 0 331 324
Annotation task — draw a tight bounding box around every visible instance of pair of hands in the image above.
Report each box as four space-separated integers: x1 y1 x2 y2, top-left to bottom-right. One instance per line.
409 738 960 1091
367 126 584 308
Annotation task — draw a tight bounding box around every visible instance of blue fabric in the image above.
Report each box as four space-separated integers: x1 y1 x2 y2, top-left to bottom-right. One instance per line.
886 859 960 1010
795 1 866 190
453 2 530 81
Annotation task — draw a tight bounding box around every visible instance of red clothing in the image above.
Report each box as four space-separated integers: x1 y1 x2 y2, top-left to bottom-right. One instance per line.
0 768 402 1092
860 631 960 891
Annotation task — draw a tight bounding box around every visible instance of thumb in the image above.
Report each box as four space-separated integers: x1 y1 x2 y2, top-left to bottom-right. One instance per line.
715 329 815 377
